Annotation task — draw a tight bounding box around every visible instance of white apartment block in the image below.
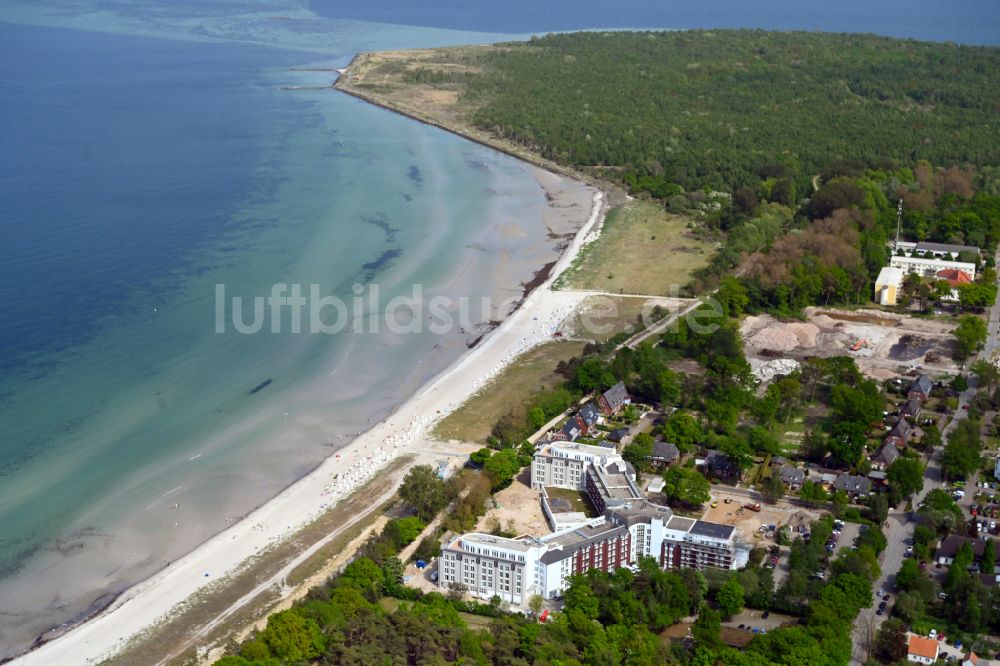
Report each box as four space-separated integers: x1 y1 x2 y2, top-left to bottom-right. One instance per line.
531 441 623 490
606 503 748 571
438 532 541 605
889 255 977 280
440 502 747 603
584 460 642 513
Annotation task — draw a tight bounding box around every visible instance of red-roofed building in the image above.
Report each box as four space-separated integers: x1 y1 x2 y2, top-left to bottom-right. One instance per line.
936 268 973 287
934 269 973 302
907 634 940 664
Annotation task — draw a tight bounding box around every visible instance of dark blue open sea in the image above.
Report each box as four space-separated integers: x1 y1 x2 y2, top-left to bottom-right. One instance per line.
0 0 996 658
313 0 1000 44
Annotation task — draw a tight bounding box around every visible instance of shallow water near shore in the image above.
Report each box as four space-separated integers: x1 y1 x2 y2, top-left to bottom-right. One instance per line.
2 0 998 659
0 9 578 657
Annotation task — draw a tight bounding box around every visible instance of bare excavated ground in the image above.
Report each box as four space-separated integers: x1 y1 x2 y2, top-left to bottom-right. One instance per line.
700 489 822 545
474 469 551 537
741 307 959 380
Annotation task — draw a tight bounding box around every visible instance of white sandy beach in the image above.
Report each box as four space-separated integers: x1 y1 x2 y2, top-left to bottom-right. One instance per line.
15 174 606 666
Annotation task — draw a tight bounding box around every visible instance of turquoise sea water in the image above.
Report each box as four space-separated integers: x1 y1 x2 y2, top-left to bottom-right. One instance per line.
0 6 560 655
0 0 997 657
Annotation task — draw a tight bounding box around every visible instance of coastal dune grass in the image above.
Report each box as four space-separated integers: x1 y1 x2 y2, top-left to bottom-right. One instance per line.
560 200 712 295
433 340 586 444
568 294 673 343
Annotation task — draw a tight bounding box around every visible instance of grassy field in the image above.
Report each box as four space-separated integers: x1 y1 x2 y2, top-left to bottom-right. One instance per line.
433 340 586 443
339 47 490 125
779 417 807 455
558 200 712 295
568 295 670 343
544 486 600 518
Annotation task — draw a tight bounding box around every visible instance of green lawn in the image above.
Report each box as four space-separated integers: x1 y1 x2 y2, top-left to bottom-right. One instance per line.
545 486 600 518
568 295 672 343
433 341 586 443
558 200 712 295
778 418 807 455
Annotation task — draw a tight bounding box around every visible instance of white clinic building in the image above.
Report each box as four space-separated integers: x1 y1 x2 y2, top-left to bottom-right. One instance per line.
439 501 748 603
530 441 624 491
889 255 976 280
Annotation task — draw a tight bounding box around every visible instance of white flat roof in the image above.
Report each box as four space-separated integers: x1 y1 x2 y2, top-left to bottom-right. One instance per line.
540 441 622 459
890 255 976 273
876 266 904 285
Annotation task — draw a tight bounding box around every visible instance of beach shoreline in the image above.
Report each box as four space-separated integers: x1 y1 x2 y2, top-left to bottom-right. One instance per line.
333 51 615 194
13 155 608 665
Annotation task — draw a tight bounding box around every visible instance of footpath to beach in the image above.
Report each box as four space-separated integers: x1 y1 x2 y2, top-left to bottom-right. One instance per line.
15 184 607 666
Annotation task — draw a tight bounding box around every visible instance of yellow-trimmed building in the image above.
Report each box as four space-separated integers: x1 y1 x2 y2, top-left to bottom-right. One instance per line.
875 266 904 305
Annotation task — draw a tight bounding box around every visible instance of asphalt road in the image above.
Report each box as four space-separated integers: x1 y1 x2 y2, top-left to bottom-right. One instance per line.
849 399 955 662
849 260 1000 664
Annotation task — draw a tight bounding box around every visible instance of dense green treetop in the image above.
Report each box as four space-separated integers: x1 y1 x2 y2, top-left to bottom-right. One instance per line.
463 30 999 194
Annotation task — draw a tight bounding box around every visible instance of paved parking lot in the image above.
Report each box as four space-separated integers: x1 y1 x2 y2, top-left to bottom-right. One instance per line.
831 521 861 558
724 608 798 633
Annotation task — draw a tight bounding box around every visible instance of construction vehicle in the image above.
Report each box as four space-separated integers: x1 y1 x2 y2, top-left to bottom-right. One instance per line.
744 503 761 512
850 339 870 352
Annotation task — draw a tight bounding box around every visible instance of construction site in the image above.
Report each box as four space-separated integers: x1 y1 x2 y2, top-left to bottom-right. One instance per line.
699 490 822 545
741 307 959 382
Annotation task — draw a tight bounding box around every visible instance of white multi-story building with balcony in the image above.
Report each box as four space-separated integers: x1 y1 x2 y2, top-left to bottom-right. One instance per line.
438 532 543 605
889 254 977 280
440 502 747 603
530 441 623 490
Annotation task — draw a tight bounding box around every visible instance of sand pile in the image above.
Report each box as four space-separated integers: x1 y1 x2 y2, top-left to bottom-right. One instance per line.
745 321 820 351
